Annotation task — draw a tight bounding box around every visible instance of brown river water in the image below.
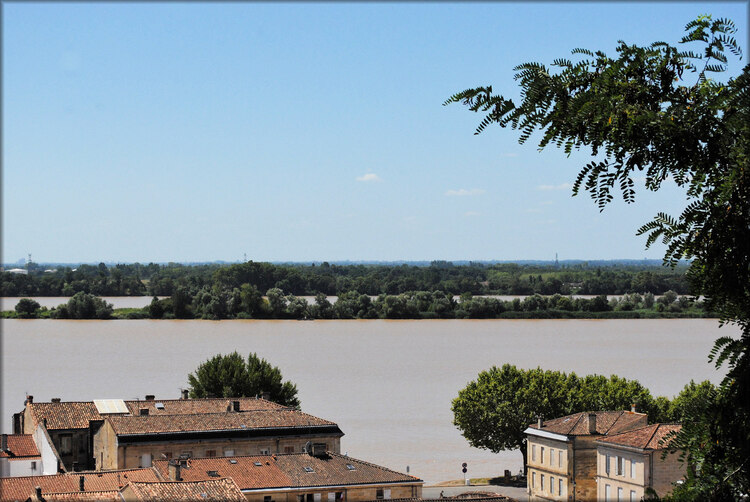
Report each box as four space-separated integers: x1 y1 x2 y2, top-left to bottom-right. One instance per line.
0 318 735 484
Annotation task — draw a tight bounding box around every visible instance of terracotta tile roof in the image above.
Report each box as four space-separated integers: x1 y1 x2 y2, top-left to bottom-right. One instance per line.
107 410 338 436
0 468 160 502
527 410 648 436
26 398 289 431
42 490 121 501
124 397 284 416
596 424 682 450
275 453 422 488
122 479 246 501
152 456 293 489
153 453 422 491
0 435 40 458
28 402 103 430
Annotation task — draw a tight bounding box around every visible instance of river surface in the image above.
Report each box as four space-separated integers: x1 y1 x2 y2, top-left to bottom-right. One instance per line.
0 319 734 484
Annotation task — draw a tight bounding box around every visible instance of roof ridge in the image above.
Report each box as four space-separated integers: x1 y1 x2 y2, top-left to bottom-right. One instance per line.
602 410 625 435
326 452 421 480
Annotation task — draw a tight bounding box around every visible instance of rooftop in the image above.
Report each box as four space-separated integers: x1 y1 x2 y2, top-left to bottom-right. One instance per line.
0 468 160 502
106 409 339 436
527 410 648 437
596 423 682 450
0 434 40 459
24 397 287 431
122 479 246 501
152 453 422 491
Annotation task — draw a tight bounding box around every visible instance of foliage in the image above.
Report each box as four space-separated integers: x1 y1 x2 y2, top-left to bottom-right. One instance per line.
15 298 41 318
187 351 300 407
452 364 664 472
51 292 113 319
446 15 748 497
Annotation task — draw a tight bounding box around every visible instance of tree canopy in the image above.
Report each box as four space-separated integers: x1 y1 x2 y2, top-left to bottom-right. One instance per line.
446 15 748 498
187 351 300 408
451 364 667 472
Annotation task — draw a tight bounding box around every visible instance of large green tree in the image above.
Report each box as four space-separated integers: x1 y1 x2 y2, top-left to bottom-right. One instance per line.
187 351 300 407
452 364 663 472
446 16 748 498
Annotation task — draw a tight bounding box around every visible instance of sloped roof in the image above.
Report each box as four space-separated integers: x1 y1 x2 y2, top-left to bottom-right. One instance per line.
528 410 648 436
596 423 682 450
0 434 40 458
152 453 422 491
25 397 288 431
41 490 121 501
0 468 160 502
123 479 246 501
107 410 338 436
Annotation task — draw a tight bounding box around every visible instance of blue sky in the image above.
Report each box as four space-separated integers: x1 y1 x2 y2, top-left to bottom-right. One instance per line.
3 2 748 263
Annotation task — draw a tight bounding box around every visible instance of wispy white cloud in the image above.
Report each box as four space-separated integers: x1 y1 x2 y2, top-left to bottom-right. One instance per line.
537 183 572 191
464 211 481 217
356 173 382 182
445 188 486 197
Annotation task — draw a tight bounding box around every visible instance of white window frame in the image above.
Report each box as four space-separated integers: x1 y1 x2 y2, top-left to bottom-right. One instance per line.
559 478 563 496
532 444 536 462
605 454 611 475
550 448 555 466
541 474 545 492
540 447 545 464
558 449 563 468
630 459 636 479
550 476 555 494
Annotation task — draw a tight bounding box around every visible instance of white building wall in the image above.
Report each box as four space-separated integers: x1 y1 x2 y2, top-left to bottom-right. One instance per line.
34 424 61 475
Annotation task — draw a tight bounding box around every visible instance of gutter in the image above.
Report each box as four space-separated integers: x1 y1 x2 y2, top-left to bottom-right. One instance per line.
240 481 424 493
523 427 569 442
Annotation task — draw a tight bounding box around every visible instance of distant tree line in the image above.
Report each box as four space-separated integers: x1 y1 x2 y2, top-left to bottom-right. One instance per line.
2 260 691 298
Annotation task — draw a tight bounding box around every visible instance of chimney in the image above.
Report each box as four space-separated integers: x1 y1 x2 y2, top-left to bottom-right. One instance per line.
79 475 85 492
51 398 61 403
261 391 271 401
26 395 34 404
168 460 182 481
1 434 8 452
232 400 240 412
145 395 155 401
181 389 189 400
631 404 637 413
537 416 543 428
588 413 597 434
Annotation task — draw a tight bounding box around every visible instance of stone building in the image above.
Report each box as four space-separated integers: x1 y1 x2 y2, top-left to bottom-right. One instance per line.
524 410 648 501
92 409 343 470
595 423 685 501
14 395 339 472
0 434 42 478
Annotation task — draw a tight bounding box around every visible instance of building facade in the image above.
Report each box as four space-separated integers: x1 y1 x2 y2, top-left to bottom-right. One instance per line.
595 424 685 501
525 410 648 501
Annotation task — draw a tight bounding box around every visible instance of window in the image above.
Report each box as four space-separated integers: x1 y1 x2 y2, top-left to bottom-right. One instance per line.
335 492 343 501
605 454 611 475
540 447 545 464
264 497 272 502
306 494 314 502
630 460 636 479
346 464 356 471
540 475 545 492
60 434 72 455
328 494 336 502
558 450 563 468
313 494 321 502
532 445 536 462
532 472 536 488
559 478 563 496
260 448 271 455
297 496 304 502
617 456 624 476
31 461 37 471
384 489 391 500
617 487 623 501
284 446 294 454
630 490 636 501
376 489 384 500
205 450 216 458
550 448 555 466
304 467 314 473
605 484 611 502
550 476 555 494
224 449 234 457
